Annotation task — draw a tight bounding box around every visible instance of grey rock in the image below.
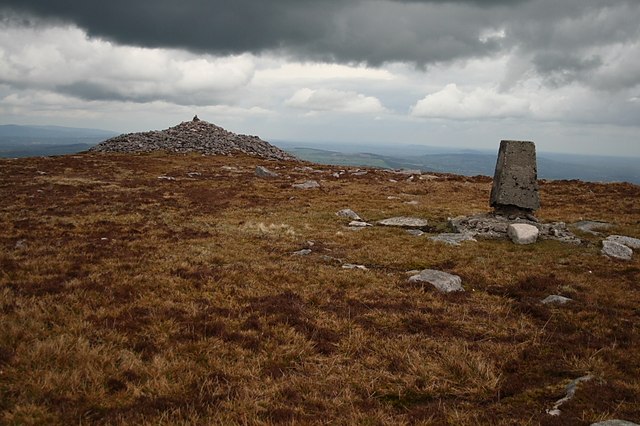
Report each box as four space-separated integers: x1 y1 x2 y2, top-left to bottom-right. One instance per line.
573 220 613 235
186 171 201 177
546 375 593 416
377 217 429 229
541 295 573 305
14 239 27 249
255 165 279 178
606 235 640 250
157 175 176 181
292 180 320 189
404 200 419 205
602 240 633 260
408 269 464 293
406 229 424 236
292 249 312 256
449 213 581 244
89 119 296 161
429 233 477 246
348 221 372 227
591 420 640 426
507 223 539 245
490 140 540 212
336 209 362 220
342 263 368 270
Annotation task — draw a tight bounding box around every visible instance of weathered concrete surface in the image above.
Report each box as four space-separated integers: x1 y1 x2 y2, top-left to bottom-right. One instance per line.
490 140 540 212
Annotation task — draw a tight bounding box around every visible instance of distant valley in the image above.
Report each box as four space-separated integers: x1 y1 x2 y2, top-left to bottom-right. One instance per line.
1 125 638 184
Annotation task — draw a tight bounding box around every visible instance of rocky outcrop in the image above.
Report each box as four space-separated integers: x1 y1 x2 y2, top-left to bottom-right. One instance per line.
89 118 295 161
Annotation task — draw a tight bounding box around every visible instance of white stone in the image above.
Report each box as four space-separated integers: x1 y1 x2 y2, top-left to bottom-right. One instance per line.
541 295 572 305
342 263 367 270
602 240 633 260
336 209 362 220
606 235 640 250
348 221 372 227
408 269 464 293
292 180 320 189
507 223 539 245
377 217 429 229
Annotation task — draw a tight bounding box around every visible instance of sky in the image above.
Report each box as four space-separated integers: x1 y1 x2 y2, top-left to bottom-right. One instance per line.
0 0 639 156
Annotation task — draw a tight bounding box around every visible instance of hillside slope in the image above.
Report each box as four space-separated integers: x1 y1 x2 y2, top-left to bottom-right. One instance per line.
1 153 639 425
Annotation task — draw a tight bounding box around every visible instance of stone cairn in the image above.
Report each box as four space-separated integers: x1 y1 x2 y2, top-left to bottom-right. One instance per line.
89 116 296 161
450 140 580 244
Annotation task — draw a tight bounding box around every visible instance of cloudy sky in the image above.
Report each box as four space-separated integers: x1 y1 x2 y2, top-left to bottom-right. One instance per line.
1 0 639 156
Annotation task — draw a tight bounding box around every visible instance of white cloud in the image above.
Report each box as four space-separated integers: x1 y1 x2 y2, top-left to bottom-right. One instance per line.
286 88 386 114
0 24 256 104
410 83 530 119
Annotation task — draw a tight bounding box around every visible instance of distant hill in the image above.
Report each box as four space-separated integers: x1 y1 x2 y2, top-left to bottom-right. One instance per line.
0 124 118 158
280 144 640 184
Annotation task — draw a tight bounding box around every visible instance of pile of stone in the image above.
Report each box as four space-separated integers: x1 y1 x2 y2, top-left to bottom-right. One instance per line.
89 116 295 161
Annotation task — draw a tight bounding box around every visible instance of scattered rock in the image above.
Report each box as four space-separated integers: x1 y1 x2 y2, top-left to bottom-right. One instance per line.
292 180 320 189
157 175 176 181
292 249 312 256
348 221 372 227
573 220 613 235
606 235 640 250
255 165 279 178
336 209 362 220
601 240 633 260
406 229 424 237
350 170 368 176
429 233 477 246
408 269 464 293
393 169 421 175
403 200 419 205
332 172 340 178
450 213 581 244
541 295 573 305
546 375 593 416
186 171 201 177
89 119 296 161
419 174 439 180
14 239 27 249
591 420 640 426
221 166 240 172
342 263 368 270
377 217 429 229
507 223 539 245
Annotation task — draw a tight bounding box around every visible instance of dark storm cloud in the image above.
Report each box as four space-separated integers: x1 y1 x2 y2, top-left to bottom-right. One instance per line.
1 0 639 89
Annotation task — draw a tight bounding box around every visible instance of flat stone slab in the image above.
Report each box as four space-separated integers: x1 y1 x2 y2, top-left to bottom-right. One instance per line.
348 221 372 227
342 263 368 270
507 223 539 245
336 209 362 220
377 217 429 229
591 421 640 426
573 220 613 235
602 240 633 260
408 269 464 293
606 235 640 250
541 295 572 305
292 180 320 189
490 140 540 212
429 233 477 246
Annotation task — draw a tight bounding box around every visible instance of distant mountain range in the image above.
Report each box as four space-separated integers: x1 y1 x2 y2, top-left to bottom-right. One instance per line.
1 125 638 184
276 142 640 184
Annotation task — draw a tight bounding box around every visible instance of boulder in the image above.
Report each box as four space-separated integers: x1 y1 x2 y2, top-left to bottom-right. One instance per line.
255 166 278 178
602 240 633 260
541 295 572 305
336 209 362 220
408 269 464 293
606 235 640 250
377 217 429 229
507 223 539 245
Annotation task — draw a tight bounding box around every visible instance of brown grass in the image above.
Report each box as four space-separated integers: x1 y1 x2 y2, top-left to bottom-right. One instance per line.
1 152 639 425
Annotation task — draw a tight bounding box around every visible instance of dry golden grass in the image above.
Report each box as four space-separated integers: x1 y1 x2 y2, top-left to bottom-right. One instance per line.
1 152 639 425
